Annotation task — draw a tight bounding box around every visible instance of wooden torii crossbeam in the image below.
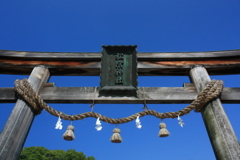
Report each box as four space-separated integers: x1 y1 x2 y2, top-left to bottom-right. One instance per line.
1 85 240 104
0 49 240 160
1 49 240 76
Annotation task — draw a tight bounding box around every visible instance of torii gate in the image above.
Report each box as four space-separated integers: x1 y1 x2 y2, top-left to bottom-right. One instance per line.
0 47 240 160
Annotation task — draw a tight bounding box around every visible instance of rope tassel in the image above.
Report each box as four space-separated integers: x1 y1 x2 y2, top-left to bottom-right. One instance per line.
158 122 170 137
110 128 122 143
63 125 75 141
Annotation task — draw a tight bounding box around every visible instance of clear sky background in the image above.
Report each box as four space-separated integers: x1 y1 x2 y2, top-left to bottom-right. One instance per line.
0 0 240 160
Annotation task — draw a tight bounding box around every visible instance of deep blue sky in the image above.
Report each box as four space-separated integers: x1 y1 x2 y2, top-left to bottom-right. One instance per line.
0 0 240 160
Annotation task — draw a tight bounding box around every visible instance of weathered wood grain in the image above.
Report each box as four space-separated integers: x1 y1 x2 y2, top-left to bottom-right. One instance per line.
1 49 240 59
189 66 240 160
1 86 240 104
0 66 50 160
0 49 240 75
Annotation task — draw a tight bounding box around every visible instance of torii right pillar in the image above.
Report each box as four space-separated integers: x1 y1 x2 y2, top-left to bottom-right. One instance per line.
189 65 240 160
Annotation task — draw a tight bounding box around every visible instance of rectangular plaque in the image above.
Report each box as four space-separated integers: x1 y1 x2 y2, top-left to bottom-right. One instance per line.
100 45 138 97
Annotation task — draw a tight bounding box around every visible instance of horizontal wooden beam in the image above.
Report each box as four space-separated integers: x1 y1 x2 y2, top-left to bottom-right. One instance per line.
1 49 240 60
1 85 240 104
1 49 240 76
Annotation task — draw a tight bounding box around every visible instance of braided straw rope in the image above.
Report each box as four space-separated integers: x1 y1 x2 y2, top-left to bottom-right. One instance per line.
14 79 223 124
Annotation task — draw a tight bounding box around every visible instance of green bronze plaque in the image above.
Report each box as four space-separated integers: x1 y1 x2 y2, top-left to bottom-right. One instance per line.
100 45 138 97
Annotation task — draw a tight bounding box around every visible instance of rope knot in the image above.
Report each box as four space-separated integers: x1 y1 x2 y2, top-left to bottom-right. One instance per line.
194 80 223 112
14 78 43 115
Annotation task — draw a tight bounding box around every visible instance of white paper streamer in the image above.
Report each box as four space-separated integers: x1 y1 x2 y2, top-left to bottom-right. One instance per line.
135 116 142 129
95 118 102 131
55 116 63 130
178 115 184 127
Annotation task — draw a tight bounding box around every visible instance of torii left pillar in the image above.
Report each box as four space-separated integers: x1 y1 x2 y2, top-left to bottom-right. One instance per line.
0 65 50 160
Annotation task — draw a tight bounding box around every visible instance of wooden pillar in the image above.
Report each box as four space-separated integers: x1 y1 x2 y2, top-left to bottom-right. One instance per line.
189 65 240 160
0 65 50 160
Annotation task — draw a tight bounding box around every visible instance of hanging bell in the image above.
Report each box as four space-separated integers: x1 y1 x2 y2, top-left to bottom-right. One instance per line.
110 128 122 143
63 125 75 141
158 122 170 137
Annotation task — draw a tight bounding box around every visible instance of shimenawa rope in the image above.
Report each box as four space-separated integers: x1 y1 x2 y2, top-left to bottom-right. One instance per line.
14 79 223 124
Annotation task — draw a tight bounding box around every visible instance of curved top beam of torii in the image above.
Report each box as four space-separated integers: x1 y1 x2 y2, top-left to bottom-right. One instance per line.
0 49 240 76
